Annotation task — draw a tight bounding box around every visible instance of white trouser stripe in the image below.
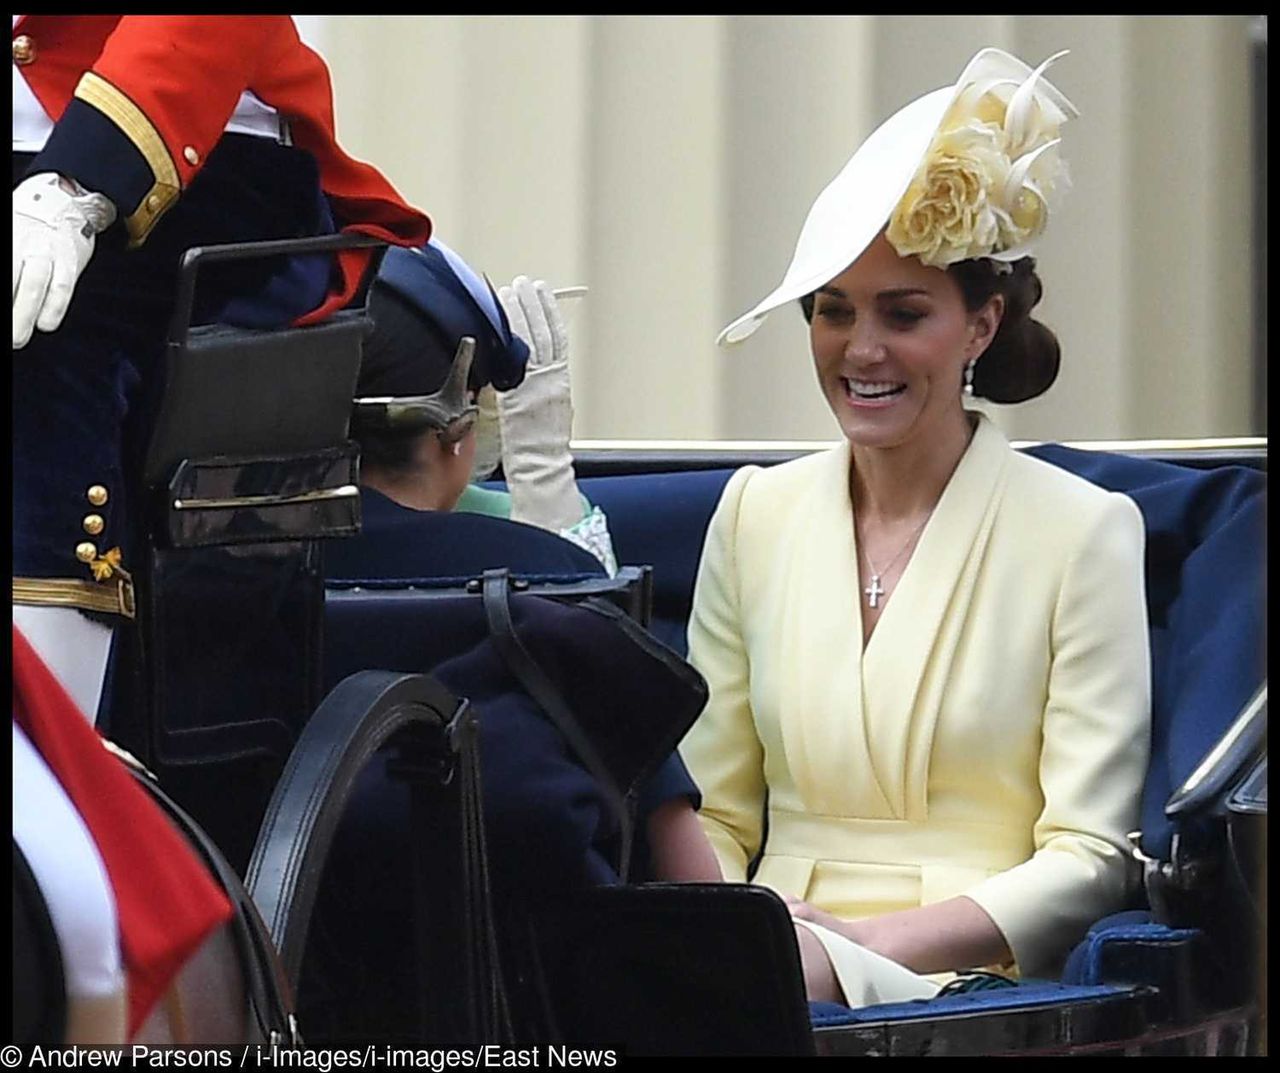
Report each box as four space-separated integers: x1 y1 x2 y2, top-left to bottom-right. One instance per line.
12 721 124 999
12 606 114 727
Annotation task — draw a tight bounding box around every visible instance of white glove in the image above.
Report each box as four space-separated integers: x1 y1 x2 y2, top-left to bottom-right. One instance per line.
12 172 117 349
496 276 584 532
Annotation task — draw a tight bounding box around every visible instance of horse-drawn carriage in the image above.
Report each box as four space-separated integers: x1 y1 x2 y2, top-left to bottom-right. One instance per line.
15 236 1266 1057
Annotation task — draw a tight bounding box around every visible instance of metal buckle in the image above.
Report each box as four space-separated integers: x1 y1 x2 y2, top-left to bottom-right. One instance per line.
1129 829 1219 926
444 697 474 759
386 698 472 789
1128 829 1170 884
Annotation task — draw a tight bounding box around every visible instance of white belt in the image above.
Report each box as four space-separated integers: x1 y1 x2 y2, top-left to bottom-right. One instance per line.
13 82 289 152
223 90 291 144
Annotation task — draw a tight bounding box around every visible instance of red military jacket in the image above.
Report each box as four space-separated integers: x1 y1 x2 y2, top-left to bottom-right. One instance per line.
13 15 431 323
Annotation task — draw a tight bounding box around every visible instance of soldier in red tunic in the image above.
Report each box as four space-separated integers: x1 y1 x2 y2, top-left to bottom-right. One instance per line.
11 17 431 1042
11 15 431 723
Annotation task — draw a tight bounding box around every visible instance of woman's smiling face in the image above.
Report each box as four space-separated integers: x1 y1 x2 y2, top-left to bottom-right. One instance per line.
809 232 1001 454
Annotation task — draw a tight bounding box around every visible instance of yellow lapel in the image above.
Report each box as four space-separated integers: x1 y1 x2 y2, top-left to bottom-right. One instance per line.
778 416 1011 821
862 414 1011 820
779 442 895 818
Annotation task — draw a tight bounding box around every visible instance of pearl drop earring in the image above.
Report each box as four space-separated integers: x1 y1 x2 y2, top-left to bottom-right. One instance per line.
963 359 976 396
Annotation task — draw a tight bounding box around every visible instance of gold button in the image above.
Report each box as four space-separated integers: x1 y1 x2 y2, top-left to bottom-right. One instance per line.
76 542 98 564
146 193 162 212
13 35 35 66
87 485 109 506
183 146 200 166
83 514 105 536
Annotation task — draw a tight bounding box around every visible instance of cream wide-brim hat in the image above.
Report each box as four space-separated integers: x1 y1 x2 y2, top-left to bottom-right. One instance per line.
718 47 1078 347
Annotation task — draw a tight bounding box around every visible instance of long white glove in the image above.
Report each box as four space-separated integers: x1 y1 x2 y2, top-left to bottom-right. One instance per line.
496 276 585 532
13 172 117 350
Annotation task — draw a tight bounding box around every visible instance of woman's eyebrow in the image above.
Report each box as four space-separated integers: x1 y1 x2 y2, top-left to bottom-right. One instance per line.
815 285 932 300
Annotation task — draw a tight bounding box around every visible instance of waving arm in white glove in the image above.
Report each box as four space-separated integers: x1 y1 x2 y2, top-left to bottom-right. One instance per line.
496 277 587 532
497 276 617 575
12 172 117 350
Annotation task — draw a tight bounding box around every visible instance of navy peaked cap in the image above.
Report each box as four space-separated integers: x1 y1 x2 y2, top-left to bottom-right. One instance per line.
367 239 529 394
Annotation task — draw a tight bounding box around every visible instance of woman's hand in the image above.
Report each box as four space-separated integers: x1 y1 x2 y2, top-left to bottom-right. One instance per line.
782 895 857 939
782 895 886 956
782 894 1014 975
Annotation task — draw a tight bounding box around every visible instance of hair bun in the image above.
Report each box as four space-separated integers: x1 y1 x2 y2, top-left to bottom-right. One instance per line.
966 257 1060 404
973 315 1060 403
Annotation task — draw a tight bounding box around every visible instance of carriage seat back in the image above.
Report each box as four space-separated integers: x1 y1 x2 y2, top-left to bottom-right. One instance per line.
114 238 383 872
128 309 368 773
581 468 736 656
1021 446 1266 867
322 569 652 693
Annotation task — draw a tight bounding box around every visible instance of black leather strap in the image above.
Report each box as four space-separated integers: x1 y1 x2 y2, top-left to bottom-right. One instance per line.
456 710 513 1043
245 670 509 1044
481 568 635 884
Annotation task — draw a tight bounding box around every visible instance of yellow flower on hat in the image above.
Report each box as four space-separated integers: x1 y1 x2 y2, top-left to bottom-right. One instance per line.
887 120 1011 267
888 55 1073 269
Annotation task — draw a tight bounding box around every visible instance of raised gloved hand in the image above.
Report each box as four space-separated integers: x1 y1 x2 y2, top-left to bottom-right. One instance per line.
13 172 117 350
496 276 584 533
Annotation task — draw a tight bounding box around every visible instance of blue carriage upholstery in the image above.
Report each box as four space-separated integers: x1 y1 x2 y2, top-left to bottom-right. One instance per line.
573 444 1265 1028
322 572 611 687
1021 445 1266 865
575 467 735 656
809 983 1132 1027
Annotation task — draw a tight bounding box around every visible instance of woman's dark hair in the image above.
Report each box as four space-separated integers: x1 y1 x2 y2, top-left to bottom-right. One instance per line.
798 256 1060 404
947 257 1060 403
353 281 451 474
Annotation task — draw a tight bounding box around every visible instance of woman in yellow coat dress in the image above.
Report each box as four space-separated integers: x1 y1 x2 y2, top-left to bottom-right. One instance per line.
677 48 1152 1007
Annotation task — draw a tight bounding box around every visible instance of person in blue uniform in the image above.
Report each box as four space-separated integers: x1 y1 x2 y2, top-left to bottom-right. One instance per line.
305 240 717 1041
325 242 601 581
333 237 618 576
327 238 715 880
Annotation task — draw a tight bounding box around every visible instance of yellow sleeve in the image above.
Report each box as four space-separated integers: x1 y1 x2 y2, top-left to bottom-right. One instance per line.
678 466 766 882
964 492 1152 975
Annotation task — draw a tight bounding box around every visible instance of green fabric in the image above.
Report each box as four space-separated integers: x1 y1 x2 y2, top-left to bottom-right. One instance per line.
454 483 514 519
454 483 592 522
